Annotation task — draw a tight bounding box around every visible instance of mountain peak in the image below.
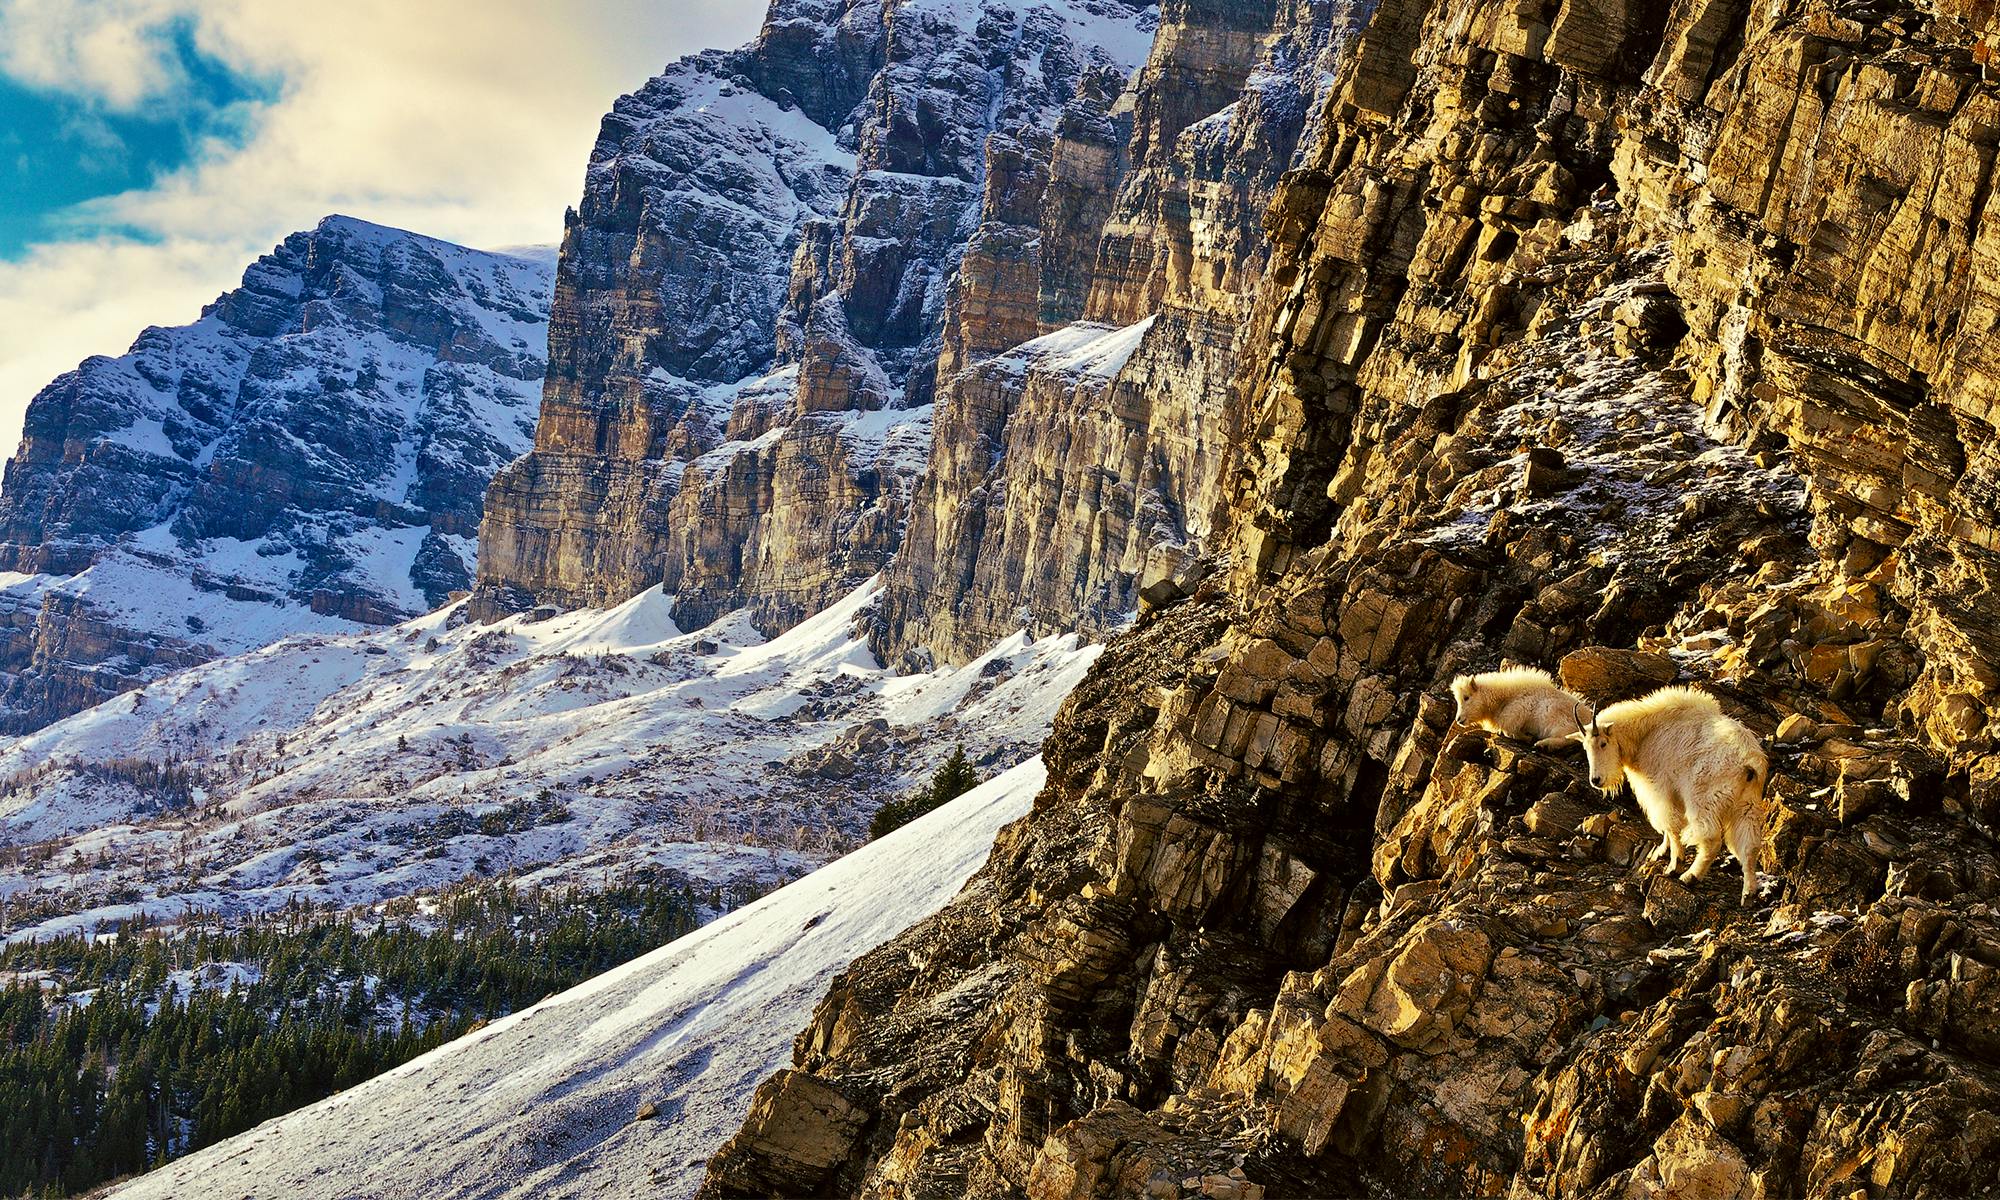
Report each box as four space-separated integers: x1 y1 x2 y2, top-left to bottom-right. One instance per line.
0 220 555 732
311 212 402 239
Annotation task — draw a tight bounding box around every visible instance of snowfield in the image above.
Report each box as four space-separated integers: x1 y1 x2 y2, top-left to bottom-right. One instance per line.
102 757 1043 1200
0 577 1096 945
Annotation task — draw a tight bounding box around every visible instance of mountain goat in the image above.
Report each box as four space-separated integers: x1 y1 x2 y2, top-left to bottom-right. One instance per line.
1574 686 1768 904
1450 666 1593 748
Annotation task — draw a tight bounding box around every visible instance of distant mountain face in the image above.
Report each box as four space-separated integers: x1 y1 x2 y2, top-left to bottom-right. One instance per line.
471 0 1170 637
0 216 553 732
471 0 1372 671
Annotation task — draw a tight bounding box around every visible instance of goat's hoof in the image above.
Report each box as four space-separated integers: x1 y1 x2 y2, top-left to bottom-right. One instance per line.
1677 868 1703 885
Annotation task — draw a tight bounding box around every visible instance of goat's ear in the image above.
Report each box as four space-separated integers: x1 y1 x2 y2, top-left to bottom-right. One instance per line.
1465 677 1477 692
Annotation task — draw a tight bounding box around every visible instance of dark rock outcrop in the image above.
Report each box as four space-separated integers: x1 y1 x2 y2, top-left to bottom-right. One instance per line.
0 216 551 731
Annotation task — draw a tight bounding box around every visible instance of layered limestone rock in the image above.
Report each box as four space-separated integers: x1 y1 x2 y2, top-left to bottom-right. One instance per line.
705 0 2000 1195
472 0 1161 634
875 0 1367 667
474 0 1375 663
467 26 860 621
0 216 550 731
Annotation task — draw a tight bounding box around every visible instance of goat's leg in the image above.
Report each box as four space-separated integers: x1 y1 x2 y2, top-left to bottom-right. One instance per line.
1679 837 1720 884
1725 809 1763 906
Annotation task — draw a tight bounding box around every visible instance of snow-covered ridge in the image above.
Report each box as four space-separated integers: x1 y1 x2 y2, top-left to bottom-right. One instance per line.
0 577 1097 947
101 757 1043 1200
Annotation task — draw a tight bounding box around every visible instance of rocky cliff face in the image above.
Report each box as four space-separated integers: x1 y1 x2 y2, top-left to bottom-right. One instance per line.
0 216 550 731
471 0 1164 636
472 0 1377 665
702 0 2000 1196
875 0 1370 667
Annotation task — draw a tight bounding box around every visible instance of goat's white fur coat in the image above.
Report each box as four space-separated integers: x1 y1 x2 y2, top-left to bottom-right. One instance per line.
1579 686 1768 903
1451 666 1591 745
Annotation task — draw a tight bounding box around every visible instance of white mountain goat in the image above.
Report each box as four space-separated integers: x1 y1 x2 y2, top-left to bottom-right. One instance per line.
1573 686 1768 904
1450 666 1593 748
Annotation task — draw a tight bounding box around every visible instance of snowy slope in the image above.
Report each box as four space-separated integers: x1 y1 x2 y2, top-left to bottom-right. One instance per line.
993 315 1160 382
0 578 1096 945
102 757 1042 1200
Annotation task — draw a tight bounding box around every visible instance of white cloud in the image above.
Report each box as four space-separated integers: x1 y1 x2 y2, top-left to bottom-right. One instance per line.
0 0 764 459
57 111 130 174
0 0 188 110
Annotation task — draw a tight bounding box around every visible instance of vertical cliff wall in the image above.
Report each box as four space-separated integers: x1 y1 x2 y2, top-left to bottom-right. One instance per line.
471 0 1165 635
473 0 1381 664
0 217 550 731
875 0 1370 667
467 20 863 623
703 0 2000 1196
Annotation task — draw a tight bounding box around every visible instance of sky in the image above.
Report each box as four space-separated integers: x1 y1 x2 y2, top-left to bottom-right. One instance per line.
0 0 764 458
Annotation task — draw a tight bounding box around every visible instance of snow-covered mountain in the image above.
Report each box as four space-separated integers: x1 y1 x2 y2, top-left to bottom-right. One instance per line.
97 759 1042 1200
472 0 1165 636
470 0 1371 677
0 216 554 733
0 577 1094 945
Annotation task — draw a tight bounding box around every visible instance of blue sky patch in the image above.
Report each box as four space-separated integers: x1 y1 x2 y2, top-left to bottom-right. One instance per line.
0 21 277 259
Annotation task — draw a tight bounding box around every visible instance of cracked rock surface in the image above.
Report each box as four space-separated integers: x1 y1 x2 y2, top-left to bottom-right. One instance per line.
702 1 2000 1196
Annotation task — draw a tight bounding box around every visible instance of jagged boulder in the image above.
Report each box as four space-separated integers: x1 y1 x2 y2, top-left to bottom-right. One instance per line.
1559 647 1678 707
703 1070 870 1198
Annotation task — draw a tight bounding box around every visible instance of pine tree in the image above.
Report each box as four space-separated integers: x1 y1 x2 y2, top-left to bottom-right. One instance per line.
870 745 981 839
931 744 978 805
